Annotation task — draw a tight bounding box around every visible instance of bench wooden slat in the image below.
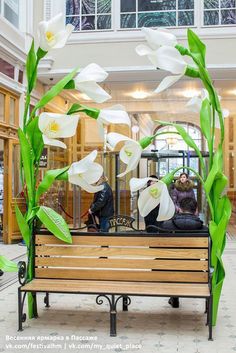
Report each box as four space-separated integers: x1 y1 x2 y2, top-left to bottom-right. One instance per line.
35 268 208 283
21 279 210 297
35 246 208 259
35 257 208 271
35 235 208 248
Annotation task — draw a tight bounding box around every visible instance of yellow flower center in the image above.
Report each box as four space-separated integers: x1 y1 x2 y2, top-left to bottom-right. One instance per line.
46 31 55 42
48 121 60 133
124 149 132 157
149 187 160 199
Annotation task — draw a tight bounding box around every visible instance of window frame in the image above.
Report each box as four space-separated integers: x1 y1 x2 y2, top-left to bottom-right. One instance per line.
48 0 236 44
201 0 236 28
0 0 20 29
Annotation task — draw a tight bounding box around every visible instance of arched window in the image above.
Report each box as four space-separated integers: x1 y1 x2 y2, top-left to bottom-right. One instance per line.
153 122 205 177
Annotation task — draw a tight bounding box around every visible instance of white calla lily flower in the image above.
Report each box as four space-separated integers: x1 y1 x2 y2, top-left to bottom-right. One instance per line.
107 133 142 178
68 150 104 193
130 177 175 220
38 13 74 52
142 27 178 49
74 63 111 103
38 113 79 149
97 105 131 138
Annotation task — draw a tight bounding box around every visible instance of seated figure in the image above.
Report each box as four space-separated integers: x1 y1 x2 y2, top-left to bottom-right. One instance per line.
161 197 208 308
161 197 207 231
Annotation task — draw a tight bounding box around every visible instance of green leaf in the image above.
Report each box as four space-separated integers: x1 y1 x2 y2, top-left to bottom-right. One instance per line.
36 206 72 244
36 47 47 61
18 128 33 201
15 204 31 247
36 166 69 203
205 146 223 194
64 80 75 89
26 39 37 93
200 98 212 146
187 29 206 67
67 103 81 115
26 117 44 161
0 256 18 272
33 67 79 113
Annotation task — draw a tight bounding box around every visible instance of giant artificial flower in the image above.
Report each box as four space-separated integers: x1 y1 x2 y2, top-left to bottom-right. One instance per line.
38 112 79 149
68 150 104 193
38 13 74 52
74 63 111 103
107 133 152 178
186 89 229 128
84 105 131 137
130 177 175 220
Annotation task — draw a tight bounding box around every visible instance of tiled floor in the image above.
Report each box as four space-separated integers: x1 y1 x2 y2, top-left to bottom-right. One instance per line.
0 239 236 353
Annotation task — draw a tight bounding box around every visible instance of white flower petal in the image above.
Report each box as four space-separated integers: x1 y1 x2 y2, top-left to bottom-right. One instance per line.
157 182 175 221
42 135 67 149
53 25 74 49
106 132 132 149
120 141 141 164
82 163 103 184
76 81 111 103
155 74 183 94
68 150 98 176
38 113 79 139
135 44 154 56
142 27 177 49
155 46 187 74
186 96 202 113
138 186 160 217
76 63 108 83
98 108 131 126
130 177 158 192
118 144 142 177
47 13 64 33
69 175 104 193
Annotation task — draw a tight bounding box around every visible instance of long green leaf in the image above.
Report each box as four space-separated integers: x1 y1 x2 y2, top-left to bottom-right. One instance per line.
26 39 37 93
26 117 44 162
187 29 206 67
15 204 31 247
36 206 72 244
67 103 100 119
205 145 222 194
18 128 33 201
0 256 18 272
36 166 69 203
200 98 212 146
33 67 79 114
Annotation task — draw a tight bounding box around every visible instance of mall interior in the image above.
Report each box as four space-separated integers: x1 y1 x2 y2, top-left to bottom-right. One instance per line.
0 1 236 352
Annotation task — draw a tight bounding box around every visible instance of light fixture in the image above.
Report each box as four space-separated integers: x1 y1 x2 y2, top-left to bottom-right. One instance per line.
223 109 230 118
130 90 149 99
182 89 200 98
132 125 140 134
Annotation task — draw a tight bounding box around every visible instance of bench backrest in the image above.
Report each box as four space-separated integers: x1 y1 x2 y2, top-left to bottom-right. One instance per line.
35 232 210 284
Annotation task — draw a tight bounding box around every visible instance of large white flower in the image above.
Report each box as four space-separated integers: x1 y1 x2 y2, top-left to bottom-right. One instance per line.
107 133 152 178
38 113 79 149
74 63 111 103
97 105 131 137
68 150 104 193
38 13 74 52
186 89 229 128
130 177 175 220
137 43 187 94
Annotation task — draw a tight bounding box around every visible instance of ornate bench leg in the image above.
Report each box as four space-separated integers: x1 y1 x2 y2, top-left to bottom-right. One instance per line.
208 295 213 341
44 292 50 308
110 295 117 337
122 295 128 312
18 288 27 331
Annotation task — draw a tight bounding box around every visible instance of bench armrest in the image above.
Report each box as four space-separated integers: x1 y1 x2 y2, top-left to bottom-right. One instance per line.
18 261 27 286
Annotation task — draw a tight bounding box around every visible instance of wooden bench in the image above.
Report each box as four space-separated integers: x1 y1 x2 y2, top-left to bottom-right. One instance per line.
18 230 213 339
